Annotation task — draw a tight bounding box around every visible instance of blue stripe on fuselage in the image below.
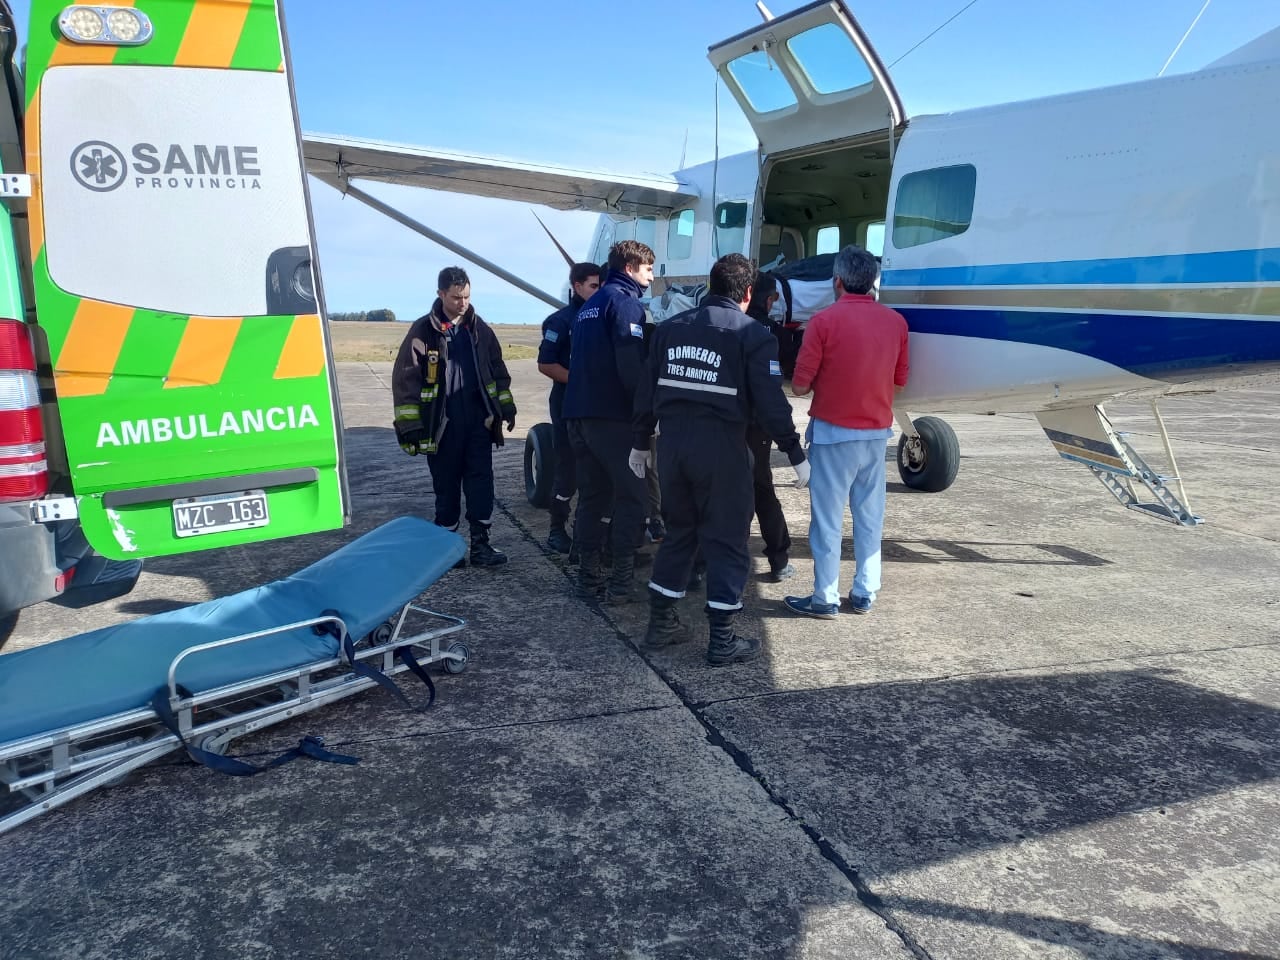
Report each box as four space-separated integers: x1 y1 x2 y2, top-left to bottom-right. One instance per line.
881 248 1280 288
895 306 1280 382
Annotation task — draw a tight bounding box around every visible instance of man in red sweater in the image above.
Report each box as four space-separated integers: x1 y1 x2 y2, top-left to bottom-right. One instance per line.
784 246 909 618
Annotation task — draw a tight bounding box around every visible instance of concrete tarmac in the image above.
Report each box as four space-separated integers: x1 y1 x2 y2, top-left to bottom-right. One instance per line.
2 360 1278 960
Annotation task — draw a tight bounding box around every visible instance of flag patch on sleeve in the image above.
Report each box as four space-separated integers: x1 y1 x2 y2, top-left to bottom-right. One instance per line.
544 330 559 343
630 323 644 338
769 360 782 376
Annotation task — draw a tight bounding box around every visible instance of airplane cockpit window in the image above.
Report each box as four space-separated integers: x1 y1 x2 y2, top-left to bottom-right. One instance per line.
636 216 657 248
864 221 885 257
726 50 797 113
592 219 615 265
786 23 873 95
668 209 696 261
714 201 748 256
891 164 977 249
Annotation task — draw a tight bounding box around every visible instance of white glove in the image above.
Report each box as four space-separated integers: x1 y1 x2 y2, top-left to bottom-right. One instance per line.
628 448 652 480
792 459 811 489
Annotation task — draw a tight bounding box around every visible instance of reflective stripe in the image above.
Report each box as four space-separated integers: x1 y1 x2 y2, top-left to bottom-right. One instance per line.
656 377 739 397
420 385 439 401
424 440 438 453
395 404 419 418
497 390 513 404
485 382 498 397
706 600 744 611
648 581 685 600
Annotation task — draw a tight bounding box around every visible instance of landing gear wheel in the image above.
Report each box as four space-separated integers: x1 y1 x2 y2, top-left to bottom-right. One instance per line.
524 422 557 509
443 641 470 675
897 416 960 493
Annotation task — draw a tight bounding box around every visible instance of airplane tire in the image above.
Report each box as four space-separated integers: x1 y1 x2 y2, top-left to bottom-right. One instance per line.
897 416 960 493
524 422 557 509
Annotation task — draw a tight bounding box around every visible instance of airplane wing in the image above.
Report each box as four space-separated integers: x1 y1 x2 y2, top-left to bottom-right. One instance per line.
302 133 699 217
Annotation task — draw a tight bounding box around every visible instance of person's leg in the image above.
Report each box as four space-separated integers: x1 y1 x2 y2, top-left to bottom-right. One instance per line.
460 419 505 565
569 419 611 597
803 441 856 608
593 421 648 603
648 433 698 598
747 425 791 576
548 410 575 552
849 437 888 606
645 433 664 542
426 422 463 532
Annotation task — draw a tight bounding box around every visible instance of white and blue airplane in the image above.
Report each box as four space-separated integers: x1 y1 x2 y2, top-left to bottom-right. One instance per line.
302 0 1280 527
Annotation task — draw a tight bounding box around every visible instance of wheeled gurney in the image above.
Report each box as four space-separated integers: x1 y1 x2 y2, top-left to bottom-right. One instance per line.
0 516 468 835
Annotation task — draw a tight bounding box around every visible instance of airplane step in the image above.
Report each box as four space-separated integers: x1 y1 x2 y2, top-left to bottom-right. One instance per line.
1036 404 1202 527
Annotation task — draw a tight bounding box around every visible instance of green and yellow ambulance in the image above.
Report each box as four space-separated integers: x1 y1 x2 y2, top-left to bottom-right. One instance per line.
0 0 347 626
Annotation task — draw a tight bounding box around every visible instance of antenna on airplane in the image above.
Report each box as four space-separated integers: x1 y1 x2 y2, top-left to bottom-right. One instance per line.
530 209 575 268
889 0 981 68
756 1 774 21
1159 0 1212 76
679 128 689 170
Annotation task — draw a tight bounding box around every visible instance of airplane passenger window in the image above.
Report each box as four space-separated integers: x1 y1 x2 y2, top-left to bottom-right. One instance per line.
892 165 977 249
715 201 748 256
864 221 885 256
786 24 873 95
815 225 840 255
636 216 657 248
668 209 696 261
726 50 798 114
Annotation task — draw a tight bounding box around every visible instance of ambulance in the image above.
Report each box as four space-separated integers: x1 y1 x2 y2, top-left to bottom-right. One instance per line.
0 0 347 628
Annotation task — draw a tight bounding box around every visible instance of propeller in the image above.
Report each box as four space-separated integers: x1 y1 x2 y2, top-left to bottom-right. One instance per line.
530 210 576 268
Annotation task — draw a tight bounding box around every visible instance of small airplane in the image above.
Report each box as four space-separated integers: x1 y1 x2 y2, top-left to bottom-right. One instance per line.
302 0 1280 528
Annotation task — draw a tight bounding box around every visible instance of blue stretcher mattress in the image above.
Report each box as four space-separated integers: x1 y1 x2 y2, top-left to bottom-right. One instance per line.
0 516 465 745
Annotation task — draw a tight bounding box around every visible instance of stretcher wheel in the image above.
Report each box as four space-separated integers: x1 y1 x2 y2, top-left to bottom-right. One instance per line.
371 620 394 645
444 641 470 674
524 422 557 509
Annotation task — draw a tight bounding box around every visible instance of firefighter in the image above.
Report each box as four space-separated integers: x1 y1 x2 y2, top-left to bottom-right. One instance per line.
563 240 654 603
537 262 601 555
631 253 809 666
392 266 516 567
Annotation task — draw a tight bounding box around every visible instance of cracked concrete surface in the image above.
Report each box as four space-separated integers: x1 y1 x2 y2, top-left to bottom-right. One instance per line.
2 362 1278 959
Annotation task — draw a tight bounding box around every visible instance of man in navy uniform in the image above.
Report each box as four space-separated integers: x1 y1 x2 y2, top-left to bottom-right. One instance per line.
392 266 515 567
631 253 809 666
564 240 654 603
537 262 601 554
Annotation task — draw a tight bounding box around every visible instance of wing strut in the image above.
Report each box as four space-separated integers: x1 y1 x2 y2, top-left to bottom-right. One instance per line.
313 176 563 309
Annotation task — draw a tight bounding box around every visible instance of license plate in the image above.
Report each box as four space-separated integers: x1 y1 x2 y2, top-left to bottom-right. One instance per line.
173 489 270 538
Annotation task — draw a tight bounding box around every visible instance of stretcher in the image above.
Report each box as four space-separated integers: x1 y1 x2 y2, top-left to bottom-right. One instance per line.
0 516 468 835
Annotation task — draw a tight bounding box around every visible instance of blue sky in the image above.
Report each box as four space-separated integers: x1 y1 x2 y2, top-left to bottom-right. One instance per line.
17 1 1280 324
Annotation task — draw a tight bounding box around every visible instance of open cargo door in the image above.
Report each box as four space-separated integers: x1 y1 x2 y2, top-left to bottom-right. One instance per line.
24 0 346 560
708 0 905 157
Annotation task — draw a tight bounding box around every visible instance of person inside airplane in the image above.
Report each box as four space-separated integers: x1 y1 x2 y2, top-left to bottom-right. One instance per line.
537 261 601 556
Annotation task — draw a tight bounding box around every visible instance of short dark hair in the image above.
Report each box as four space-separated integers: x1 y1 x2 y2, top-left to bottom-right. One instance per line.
709 253 755 302
437 266 470 291
746 271 777 316
607 240 655 272
832 246 879 295
569 261 601 286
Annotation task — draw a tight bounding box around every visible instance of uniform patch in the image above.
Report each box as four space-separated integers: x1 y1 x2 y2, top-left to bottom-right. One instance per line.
630 323 645 338
769 360 782 376
544 330 559 343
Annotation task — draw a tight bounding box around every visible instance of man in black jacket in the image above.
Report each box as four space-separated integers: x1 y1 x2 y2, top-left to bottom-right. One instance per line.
631 254 809 666
537 262 601 554
392 266 516 567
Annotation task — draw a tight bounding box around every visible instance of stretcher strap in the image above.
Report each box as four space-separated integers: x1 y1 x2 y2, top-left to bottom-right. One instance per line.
341 632 436 712
150 689 359 777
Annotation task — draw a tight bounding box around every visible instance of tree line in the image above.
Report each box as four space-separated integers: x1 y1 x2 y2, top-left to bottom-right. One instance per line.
329 309 397 323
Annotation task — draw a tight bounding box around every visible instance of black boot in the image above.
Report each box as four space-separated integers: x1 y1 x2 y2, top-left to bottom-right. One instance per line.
470 525 508 567
641 588 689 652
547 499 572 554
567 537 581 564
705 606 761 667
577 553 606 601
604 550 637 605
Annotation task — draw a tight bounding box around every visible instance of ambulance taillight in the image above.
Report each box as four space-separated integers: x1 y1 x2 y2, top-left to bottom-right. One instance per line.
0 319 47 503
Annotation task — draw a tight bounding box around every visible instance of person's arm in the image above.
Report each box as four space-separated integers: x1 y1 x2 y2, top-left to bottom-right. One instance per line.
791 316 823 397
391 318 429 448
744 328 805 466
486 324 517 428
894 320 910 393
538 362 570 384
537 314 570 384
612 298 647 400
632 326 664 451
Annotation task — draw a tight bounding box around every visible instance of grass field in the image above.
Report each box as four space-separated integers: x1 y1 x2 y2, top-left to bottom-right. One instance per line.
328 321 543 363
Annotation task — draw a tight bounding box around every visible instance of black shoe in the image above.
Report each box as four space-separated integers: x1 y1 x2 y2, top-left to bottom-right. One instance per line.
547 526 572 554
705 607 762 667
567 539 581 564
603 552 638 605
640 589 689 652
577 555 606 601
470 540 508 567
